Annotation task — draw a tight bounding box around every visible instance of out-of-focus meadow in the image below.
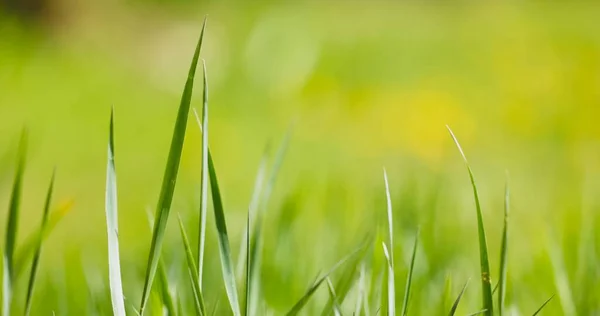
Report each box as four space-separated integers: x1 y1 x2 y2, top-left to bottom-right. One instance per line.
1 1 600 315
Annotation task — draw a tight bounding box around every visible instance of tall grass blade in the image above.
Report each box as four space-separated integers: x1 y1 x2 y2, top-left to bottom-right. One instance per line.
104 109 126 316
3 129 27 316
446 126 493 316
157 261 177 316
326 278 343 316
208 151 241 316
285 245 363 316
354 263 367 316
24 170 55 316
401 230 419 316
448 279 470 316
531 295 554 316
547 234 576 316
139 18 206 315
382 242 395 316
177 215 207 315
498 174 509 316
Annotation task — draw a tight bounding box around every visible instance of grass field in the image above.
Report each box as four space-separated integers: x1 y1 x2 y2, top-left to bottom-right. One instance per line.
1 1 600 315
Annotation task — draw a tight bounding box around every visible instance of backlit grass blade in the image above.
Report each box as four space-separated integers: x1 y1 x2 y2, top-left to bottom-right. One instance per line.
356 263 369 316
157 261 177 316
498 175 509 316
3 129 27 316
446 126 493 316
24 170 55 316
448 279 470 316
139 18 206 315
104 109 126 316
326 278 342 316
285 246 363 316
207 151 241 316
177 215 207 315
531 295 554 316
382 242 395 316
401 230 419 316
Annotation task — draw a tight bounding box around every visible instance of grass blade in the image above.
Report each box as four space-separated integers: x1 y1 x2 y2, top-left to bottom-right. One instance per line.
157 261 177 316
208 151 241 316
104 110 126 316
446 126 493 316
498 174 509 316
244 213 251 316
382 242 395 316
139 18 206 315
448 279 470 316
3 129 27 316
24 170 55 316
177 215 207 316
467 309 487 316
401 230 419 316
531 295 554 316
326 278 343 316
285 245 364 316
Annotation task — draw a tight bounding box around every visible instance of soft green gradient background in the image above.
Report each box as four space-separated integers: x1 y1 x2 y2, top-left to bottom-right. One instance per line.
1 1 600 315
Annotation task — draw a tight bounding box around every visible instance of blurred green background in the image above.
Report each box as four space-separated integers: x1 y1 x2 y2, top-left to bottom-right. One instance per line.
1 1 600 315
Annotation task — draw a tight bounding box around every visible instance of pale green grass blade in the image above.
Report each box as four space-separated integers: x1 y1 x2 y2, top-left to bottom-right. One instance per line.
104 109 126 316
531 295 554 316
177 215 207 316
207 151 241 316
157 261 177 316
3 129 27 316
446 126 493 316
448 279 470 316
498 174 509 316
195 26 210 286
547 234 576 316
24 170 55 316
139 19 206 315
383 169 394 266
326 278 343 316
354 263 367 316
382 242 395 316
285 246 363 316
401 230 419 316
244 213 251 316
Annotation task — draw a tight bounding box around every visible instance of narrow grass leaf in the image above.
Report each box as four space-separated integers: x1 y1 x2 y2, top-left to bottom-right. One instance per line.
498 174 509 316
354 263 368 316
448 279 470 316
467 309 487 316
3 129 27 316
157 261 177 316
139 18 206 315
382 242 395 316
244 213 251 316
326 278 343 316
447 126 493 316
401 230 419 316
24 170 55 315
104 110 126 316
532 295 554 316
208 151 241 316
177 215 207 316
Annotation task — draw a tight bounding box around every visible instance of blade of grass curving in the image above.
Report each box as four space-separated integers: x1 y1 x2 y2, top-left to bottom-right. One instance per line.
139 18 206 315
498 174 509 316
467 309 487 316
104 109 126 316
446 126 493 316
208 151 241 316
382 242 395 316
285 245 364 316
326 278 342 316
448 279 470 316
24 170 55 316
401 230 419 316
3 129 27 316
177 214 207 315
531 295 554 316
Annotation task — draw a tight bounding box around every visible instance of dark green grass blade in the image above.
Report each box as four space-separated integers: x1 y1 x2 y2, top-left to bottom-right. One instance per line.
139 19 206 315
3 129 27 316
447 126 493 316
24 170 55 316
196 36 210 287
448 279 470 316
285 245 364 316
498 175 509 316
207 151 241 316
177 215 207 316
104 109 126 316
532 295 554 316
326 278 343 316
401 230 419 316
